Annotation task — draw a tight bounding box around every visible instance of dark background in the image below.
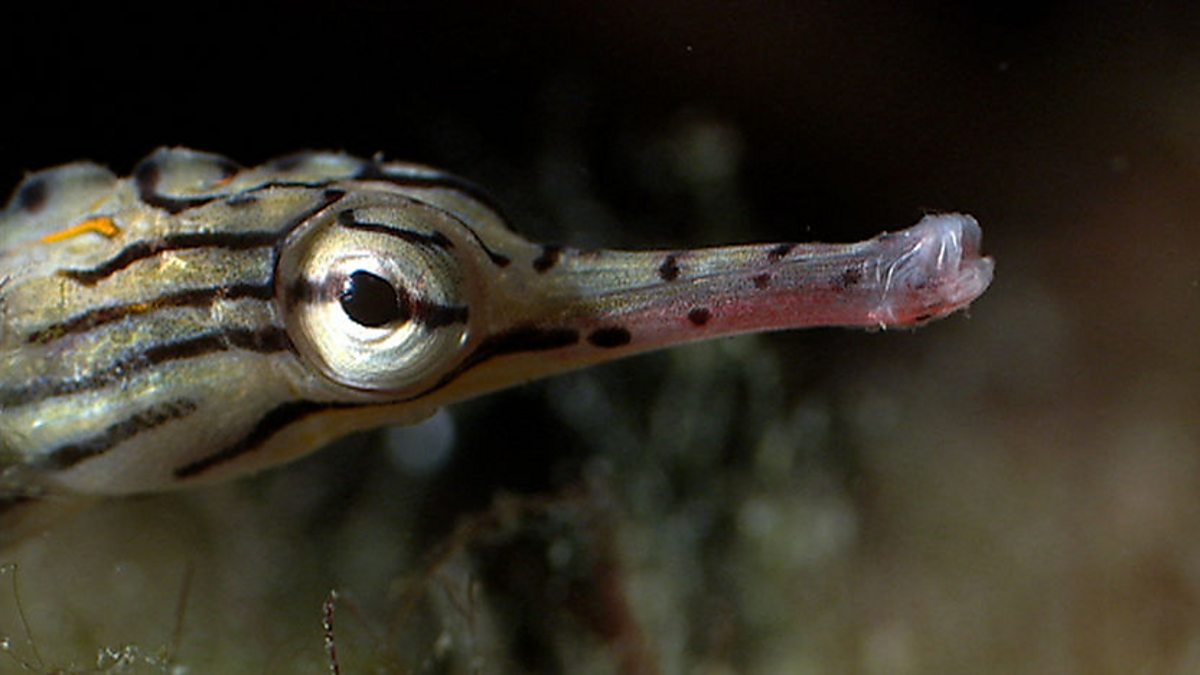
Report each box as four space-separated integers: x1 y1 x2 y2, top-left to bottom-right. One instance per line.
8 2 1151 242
2 2 1199 672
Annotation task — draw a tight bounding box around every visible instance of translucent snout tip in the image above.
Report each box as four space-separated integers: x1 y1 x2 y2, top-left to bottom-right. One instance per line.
870 213 994 327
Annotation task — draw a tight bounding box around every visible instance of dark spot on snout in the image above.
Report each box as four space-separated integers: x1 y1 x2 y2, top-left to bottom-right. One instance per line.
658 254 681 281
767 244 794 262
836 268 862 289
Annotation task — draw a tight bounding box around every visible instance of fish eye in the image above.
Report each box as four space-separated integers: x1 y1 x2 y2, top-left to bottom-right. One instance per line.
278 205 472 394
339 270 410 328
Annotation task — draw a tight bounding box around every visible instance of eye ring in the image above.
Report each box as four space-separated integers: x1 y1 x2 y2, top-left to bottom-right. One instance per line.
278 204 472 395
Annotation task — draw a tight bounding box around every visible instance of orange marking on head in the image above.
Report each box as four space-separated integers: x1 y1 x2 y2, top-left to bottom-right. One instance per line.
41 216 122 244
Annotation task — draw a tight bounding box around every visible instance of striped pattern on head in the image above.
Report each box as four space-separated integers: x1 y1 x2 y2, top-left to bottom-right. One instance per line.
0 148 992 500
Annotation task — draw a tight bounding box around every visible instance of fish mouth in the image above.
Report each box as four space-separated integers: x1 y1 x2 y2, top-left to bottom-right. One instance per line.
866 213 995 327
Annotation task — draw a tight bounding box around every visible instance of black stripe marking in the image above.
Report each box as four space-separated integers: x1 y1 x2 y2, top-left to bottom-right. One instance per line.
336 210 454 249
341 187 512 269
413 300 469 328
133 159 227 215
61 231 281 286
432 211 512 268
254 155 510 233
533 245 562 273
62 190 345 287
247 179 333 193
375 189 516 268
226 193 258 208
176 350 607 473
141 327 292 367
15 178 48 213
425 325 581 391
468 326 581 361
37 399 199 471
475 240 511 267
587 326 632 348
267 189 345 304
27 282 274 345
388 325 585 406
0 327 292 408
283 276 322 308
658 254 681 281
354 163 509 226
173 401 345 479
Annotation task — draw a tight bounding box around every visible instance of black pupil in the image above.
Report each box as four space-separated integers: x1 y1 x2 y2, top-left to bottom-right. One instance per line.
339 270 408 327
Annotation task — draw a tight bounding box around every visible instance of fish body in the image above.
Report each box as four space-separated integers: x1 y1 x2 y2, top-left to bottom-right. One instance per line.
0 148 992 511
